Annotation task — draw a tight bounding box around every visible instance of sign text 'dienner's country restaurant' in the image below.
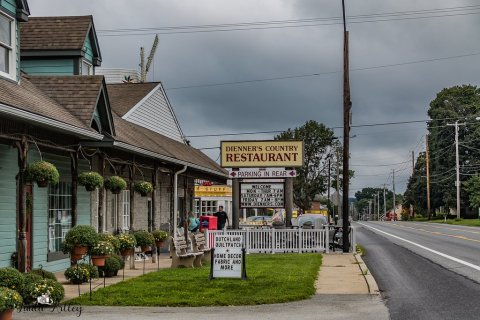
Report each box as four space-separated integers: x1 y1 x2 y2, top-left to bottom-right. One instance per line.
221 140 304 168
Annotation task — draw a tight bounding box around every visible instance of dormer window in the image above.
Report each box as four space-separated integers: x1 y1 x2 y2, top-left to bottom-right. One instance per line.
81 60 93 75
0 12 15 80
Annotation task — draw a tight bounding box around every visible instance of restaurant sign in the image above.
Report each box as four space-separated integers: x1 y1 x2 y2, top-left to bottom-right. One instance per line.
220 140 303 168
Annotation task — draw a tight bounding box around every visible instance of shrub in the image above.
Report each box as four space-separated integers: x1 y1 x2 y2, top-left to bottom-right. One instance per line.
80 263 99 279
134 181 153 196
22 278 64 305
0 267 24 291
110 255 125 270
90 241 115 256
62 225 99 254
78 172 104 191
26 160 60 187
30 268 57 281
98 233 120 252
100 256 122 277
0 287 22 312
104 176 127 194
151 230 168 242
134 230 154 248
117 233 136 251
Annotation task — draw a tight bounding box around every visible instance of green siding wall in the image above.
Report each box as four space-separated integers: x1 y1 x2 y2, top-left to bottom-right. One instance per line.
0 145 18 268
30 152 91 272
83 36 93 63
21 59 74 76
1 0 16 14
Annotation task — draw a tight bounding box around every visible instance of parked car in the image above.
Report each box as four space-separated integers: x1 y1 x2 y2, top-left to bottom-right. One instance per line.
295 214 328 229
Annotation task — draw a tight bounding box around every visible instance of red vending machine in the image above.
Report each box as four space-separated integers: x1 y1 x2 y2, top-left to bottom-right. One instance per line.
200 216 217 232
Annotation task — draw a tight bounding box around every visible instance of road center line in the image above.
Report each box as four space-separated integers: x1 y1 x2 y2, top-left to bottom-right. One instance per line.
382 223 480 243
358 222 480 272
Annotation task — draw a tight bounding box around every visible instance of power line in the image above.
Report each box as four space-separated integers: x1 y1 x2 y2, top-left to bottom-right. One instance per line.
97 5 480 36
165 52 480 91
186 117 456 138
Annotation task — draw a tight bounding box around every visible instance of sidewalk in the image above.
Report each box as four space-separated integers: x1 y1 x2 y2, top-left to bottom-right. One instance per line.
315 253 379 295
56 255 172 301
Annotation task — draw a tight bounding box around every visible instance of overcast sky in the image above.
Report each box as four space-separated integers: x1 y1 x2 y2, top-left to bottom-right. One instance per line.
28 0 480 196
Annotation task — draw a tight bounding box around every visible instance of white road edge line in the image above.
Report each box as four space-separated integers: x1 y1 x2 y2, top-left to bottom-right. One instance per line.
357 222 480 272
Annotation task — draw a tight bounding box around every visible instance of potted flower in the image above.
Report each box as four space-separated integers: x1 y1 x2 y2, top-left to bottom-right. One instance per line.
104 176 127 195
90 241 115 267
22 278 64 306
62 225 99 260
100 256 123 278
64 265 90 284
151 230 168 248
98 233 120 253
133 230 154 252
117 233 136 256
0 287 22 320
78 171 103 192
134 181 153 197
26 160 59 188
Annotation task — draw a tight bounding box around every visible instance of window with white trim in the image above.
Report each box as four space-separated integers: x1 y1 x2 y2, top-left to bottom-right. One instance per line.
121 190 130 231
0 12 15 80
48 182 72 252
81 60 93 75
198 200 217 215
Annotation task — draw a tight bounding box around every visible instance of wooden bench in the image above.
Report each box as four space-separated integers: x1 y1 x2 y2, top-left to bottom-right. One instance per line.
191 233 212 264
169 237 203 268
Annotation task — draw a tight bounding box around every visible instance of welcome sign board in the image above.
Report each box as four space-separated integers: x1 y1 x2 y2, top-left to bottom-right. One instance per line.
240 183 285 208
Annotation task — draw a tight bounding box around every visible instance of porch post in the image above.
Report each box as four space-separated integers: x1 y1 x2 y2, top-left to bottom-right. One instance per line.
16 136 28 272
151 163 158 231
232 179 240 229
70 149 79 227
129 165 135 232
97 154 105 232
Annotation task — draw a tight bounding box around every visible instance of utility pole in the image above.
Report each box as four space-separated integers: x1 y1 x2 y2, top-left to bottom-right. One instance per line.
447 121 465 219
392 169 396 219
412 151 415 174
377 191 380 221
341 0 352 253
426 135 431 219
327 157 331 223
383 184 386 219
373 194 376 220
336 148 341 223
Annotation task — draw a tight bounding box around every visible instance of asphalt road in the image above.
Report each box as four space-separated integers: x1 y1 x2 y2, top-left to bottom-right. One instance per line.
14 295 389 320
356 221 480 320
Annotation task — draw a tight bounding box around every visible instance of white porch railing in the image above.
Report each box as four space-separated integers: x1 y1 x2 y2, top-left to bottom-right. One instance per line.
205 227 356 254
206 228 330 254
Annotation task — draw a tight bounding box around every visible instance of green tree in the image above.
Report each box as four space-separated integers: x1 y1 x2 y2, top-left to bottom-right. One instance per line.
403 152 428 216
275 120 336 211
427 85 480 215
464 175 480 209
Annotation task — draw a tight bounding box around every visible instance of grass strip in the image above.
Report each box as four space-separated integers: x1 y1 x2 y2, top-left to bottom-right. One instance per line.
68 253 322 307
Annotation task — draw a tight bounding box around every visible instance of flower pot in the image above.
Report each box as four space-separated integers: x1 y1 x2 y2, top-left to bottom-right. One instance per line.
155 241 164 248
0 309 13 320
141 246 150 252
36 180 48 188
71 253 83 261
120 248 133 256
73 245 88 256
91 256 106 267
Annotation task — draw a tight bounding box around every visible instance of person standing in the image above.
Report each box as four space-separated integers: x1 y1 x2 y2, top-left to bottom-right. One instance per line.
214 205 230 230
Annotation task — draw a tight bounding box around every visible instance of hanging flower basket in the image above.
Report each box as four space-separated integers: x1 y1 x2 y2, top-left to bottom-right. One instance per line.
151 230 168 248
73 245 88 256
117 234 136 253
104 176 127 195
134 181 153 197
91 256 107 267
134 230 154 250
78 172 104 192
26 161 60 188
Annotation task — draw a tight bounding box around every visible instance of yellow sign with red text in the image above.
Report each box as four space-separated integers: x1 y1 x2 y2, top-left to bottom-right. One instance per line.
221 140 303 168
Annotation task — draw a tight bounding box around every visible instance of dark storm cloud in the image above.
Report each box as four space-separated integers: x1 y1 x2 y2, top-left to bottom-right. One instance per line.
27 0 480 194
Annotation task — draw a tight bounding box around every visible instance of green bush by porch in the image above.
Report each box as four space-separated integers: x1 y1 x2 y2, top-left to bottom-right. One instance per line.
68 253 322 306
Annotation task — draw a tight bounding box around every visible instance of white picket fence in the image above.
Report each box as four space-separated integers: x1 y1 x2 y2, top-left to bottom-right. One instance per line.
205 227 355 254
